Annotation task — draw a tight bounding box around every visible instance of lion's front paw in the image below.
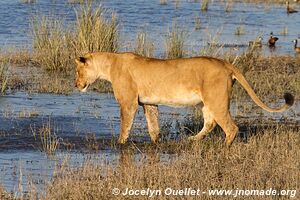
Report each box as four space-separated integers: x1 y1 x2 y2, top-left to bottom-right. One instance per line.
118 137 127 144
188 134 205 142
188 135 197 141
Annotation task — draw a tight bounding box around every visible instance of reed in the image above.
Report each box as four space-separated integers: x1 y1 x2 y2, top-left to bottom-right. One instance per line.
235 25 245 35
194 16 201 30
225 1 232 12
67 0 89 4
134 31 155 57
31 120 60 156
201 0 209 11
0 186 15 200
280 26 288 36
31 2 118 73
31 16 72 72
0 61 8 94
18 109 39 118
174 0 180 9
73 3 118 55
21 0 36 4
85 133 99 152
165 24 187 59
160 0 167 5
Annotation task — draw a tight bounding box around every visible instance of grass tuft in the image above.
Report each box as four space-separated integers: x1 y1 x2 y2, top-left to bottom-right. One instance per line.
0 186 16 200
201 0 209 11
31 16 72 72
31 120 61 156
194 16 201 30
165 24 187 59
235 25 245 35
31 3 118 73
0 61 8 94
20 0 36 4
134 31 155 57
73 3 118 55
225 1 233 12
280 26 288 36
160 0 167 5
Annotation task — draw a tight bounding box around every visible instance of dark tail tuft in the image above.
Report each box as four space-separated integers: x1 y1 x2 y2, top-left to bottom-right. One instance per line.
284 93 294 106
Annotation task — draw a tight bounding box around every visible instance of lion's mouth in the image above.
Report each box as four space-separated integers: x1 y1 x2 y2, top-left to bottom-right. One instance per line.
80 84 89 92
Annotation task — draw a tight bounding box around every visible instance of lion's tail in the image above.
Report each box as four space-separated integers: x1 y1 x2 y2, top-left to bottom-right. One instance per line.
230 65 294 113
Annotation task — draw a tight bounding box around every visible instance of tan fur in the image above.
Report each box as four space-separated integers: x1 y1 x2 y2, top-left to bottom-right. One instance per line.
75 52 294 146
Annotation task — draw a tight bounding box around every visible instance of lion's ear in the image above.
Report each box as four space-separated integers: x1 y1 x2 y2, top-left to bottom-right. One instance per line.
75 57 86 64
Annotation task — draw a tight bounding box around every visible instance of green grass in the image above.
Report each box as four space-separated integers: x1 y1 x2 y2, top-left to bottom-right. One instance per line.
201 0 209 11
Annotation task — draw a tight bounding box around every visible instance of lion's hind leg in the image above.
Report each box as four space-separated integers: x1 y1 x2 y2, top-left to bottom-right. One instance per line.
143 104 160 143
188 107 217 141
212 111 238 147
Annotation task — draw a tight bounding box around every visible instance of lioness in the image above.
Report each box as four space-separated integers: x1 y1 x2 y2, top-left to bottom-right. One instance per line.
75 52 294 146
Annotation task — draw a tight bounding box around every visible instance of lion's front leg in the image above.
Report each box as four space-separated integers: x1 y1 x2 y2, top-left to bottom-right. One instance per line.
118 104 138 144
110 69 138 144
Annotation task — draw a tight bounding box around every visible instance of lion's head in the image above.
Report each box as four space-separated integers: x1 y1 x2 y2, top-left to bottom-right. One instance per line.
75 55 98 92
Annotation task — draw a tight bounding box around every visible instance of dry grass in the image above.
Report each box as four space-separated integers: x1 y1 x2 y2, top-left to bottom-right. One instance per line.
31 3 118 73
160 0 167 5
73 4 118 55
31 16 72 72
134 31 155 57
220 0 287 3
37 126 300 200
31 120 61 156
0 186 16 200
194 16 201 30
67 0 92 4
29 72 74 94
280 26 288 36
0 61 8 94
0 48 31 65
232 53 300 101
20 0 36 4
165 24 186 59
235 25 245 35
225 1 233 12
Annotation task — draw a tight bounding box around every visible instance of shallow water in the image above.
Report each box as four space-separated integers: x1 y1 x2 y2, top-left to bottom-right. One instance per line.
0 150 121 195
0 92 298 143
0 92 299 194
0 92 191 149
0 0 299 55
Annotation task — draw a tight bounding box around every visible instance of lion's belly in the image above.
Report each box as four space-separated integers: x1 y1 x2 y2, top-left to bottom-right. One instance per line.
139 92 202 107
